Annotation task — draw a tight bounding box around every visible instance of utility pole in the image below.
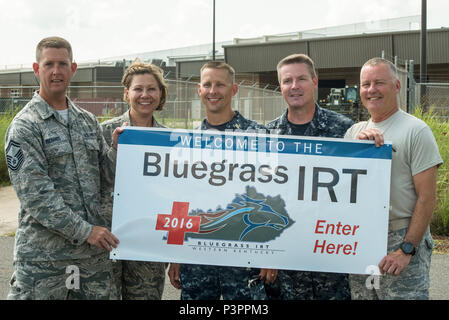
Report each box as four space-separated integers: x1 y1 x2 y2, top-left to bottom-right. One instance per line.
420 0 427 111
212 0 216 61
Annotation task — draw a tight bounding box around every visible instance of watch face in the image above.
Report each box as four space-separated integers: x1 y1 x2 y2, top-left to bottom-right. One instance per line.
401 242 414 254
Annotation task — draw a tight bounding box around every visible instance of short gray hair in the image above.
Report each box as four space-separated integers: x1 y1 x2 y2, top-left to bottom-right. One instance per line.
361 58 399 80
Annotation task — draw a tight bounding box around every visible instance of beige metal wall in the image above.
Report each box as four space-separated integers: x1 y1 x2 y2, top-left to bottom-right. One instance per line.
309 35 392 68
225 29 449 72
225 42 308 73
177 61 209 78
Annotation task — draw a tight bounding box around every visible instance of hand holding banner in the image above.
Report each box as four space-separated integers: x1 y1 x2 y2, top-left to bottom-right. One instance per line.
110 127 391 275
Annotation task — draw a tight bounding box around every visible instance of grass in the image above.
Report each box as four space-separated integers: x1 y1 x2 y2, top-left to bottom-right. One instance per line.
2 232 15 238
433 236 449 254
413 107 449 236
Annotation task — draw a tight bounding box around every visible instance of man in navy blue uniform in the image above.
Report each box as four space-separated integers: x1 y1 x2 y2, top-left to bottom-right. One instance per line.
267 53 354 300
167 61 276 300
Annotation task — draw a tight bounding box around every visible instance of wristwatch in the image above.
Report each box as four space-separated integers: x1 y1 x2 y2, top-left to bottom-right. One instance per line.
400 241 416 256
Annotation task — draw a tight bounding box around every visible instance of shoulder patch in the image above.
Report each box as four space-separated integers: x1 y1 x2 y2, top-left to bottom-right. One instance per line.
6 140 24 171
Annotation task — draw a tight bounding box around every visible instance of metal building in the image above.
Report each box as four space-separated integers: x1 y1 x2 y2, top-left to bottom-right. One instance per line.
223 28 449 99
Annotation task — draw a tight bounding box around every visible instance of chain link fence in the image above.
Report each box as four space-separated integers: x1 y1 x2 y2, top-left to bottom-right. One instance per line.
0 81 286 128
4 78 445 126
412 83 449 120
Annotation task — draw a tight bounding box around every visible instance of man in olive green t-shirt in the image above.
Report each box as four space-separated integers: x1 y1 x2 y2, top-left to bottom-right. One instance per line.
345 58 443 300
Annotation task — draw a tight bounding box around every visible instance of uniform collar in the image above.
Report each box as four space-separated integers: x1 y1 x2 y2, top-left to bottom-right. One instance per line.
125 109 163 128
201 110 241 130
285 104 326 129
32 92 82 122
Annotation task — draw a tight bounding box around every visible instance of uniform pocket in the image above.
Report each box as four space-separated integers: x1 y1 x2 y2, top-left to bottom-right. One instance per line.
415 233 433 259
44 142 73 179
83 138 101 168
34 273 69 300
7 272 34 300
84 138 100 152
44 139 73 160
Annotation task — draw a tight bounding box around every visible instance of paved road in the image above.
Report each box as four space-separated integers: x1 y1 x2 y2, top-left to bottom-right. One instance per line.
1 236 448 300
0 186 19 236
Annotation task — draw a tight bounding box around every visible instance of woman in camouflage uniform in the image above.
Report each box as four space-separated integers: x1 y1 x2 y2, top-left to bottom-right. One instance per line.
100 60 168 299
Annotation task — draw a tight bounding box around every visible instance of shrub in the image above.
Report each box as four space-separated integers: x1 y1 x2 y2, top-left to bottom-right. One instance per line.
414 108 449 236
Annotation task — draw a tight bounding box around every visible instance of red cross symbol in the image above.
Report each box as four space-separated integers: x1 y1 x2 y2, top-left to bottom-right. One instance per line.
155 202 201 245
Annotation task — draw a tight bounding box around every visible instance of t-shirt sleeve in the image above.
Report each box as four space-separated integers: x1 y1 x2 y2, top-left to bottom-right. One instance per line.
410 126 443 176
344 122 368 139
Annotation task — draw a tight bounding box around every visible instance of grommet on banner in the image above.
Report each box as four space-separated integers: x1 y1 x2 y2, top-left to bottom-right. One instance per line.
110 249 119 262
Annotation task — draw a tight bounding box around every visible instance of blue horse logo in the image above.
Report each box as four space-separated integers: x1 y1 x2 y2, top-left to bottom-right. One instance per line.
186 186 295 243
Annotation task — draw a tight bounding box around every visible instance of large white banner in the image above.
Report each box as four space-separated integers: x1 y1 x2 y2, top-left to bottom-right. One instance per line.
110 127 391 275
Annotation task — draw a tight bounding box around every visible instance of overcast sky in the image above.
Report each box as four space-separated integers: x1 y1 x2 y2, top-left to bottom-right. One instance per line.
0 0 447 67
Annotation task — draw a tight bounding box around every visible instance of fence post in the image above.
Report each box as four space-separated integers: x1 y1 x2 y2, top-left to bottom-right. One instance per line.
408 60 416 114
184 80 189 129
262 85 268 124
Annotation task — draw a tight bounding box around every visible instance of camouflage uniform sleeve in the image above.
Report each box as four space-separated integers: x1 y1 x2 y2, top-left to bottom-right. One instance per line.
5 121 93 245
96 120 117 189
98 121 117 228
100 121 115 147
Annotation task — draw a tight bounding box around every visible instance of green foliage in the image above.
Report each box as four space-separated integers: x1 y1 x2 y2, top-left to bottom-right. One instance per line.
0 111 17 186
413 107 449 236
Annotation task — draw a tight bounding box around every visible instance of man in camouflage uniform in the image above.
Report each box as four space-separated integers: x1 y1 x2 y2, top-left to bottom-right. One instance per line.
267 54 354 300
167 61 275 300
345 58 442 300
5 37 119 300
101 110 166 299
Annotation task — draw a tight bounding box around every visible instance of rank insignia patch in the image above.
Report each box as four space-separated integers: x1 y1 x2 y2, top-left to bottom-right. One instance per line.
6 140 24 171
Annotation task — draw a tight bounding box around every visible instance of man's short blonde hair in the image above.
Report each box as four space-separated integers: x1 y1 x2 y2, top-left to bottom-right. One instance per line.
200 61 236 83
36 36 73 62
